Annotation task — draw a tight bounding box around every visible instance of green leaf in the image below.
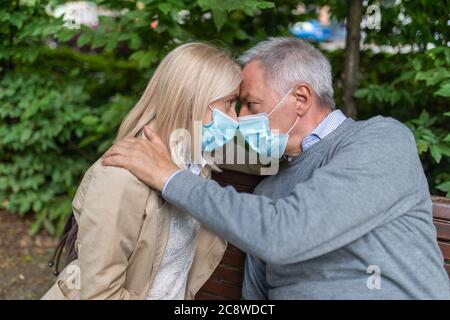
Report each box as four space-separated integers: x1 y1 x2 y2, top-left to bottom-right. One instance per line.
235 30 248 40
354 88 370 99
444 134 450 142
129 34 142 50
32 201 43 212
20 128 32 143
91 34 107 49
212 9 227 31
58 28 77 42
257 1 275 9
434 83 450 97
411 58 422 71
30 215 44 236
417 110 430 125
22 103 40 119
158 3 172 15
81 115 99 126
77 32 92 47
429 145 442 163
129 50 156 69
436 181 450 197
105 37 119 52
43 219 55 235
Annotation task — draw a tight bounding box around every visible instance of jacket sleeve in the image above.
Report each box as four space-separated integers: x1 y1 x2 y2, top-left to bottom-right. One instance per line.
77 163 149 299
163 120 423 264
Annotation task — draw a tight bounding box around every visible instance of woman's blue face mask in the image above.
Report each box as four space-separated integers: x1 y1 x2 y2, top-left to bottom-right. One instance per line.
202 106 239 152
238 88 299 159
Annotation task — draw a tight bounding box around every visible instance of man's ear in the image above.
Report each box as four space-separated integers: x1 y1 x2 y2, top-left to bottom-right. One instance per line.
293 83 313 117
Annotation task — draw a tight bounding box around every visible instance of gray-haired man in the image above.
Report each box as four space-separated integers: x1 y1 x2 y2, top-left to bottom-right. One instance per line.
102 38 450 299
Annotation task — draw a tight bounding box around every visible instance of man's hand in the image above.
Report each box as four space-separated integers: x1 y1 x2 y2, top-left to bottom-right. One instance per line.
101 126 179 191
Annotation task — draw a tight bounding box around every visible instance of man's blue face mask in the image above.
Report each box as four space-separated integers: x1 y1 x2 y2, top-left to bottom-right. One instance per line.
202 106 239 152
238 88 299 159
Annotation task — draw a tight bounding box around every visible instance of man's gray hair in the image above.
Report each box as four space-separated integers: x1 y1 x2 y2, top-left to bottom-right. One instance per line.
238 37 335 109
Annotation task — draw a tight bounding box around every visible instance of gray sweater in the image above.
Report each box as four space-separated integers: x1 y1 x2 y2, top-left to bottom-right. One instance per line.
163 116 450 299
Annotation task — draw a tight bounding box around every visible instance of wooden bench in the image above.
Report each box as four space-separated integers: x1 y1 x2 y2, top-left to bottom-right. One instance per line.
195 170 450 300
432 196 450 277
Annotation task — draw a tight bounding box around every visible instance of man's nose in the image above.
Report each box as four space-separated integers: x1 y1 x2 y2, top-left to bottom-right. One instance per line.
238 106 252 117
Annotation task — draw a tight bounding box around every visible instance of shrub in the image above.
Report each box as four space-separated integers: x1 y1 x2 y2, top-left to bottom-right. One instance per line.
1 0 448 237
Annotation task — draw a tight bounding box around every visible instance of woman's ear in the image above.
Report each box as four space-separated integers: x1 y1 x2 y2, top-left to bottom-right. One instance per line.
293 83 313 117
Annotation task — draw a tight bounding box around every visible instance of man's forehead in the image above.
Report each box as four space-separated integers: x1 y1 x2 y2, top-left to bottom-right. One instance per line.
242 60 265 79
240 61 268 101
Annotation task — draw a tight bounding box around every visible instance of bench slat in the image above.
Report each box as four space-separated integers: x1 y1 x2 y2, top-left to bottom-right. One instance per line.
438 241 450 260
432 196 450 220
195 292 228 300
199 278 242 300
433 219 450 241
445 263 450 277
210 265 244 286
221 249 246 267
212 170 265 187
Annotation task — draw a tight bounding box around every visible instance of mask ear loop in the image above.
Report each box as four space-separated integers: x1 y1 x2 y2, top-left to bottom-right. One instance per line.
286 116 299 134
268 88 294 117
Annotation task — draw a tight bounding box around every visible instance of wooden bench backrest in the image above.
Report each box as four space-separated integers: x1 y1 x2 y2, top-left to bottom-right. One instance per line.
195 170 450 300
432 196 450 277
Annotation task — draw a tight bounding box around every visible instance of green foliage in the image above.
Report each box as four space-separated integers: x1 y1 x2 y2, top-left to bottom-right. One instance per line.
0 0 448 237
362 0 449 48
324 2 450 194
354 46 450 196
1 0 300 236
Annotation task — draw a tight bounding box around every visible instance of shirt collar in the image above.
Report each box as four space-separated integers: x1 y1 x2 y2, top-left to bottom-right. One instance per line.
308 109 347 140
284 109 347 162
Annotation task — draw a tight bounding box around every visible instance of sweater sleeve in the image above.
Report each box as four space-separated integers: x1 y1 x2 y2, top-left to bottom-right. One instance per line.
242 254 268 300
163 119 423 264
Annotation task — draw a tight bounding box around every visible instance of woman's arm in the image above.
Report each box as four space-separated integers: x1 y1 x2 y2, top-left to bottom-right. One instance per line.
77 163 150 299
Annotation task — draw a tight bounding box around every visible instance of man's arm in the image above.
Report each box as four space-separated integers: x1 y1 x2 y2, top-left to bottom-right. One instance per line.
242 255 268 300
161 120 422 264
102 121 422 265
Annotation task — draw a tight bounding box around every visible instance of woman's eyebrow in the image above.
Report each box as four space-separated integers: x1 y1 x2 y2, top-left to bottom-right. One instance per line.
224 93 239 100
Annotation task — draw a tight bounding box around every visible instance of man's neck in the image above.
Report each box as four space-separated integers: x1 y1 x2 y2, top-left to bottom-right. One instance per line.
284 106 332 156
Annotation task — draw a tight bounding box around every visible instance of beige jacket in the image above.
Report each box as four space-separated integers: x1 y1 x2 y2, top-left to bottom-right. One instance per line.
41 159 227 300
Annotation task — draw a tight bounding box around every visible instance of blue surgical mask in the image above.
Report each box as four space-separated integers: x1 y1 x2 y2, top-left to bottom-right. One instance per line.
202 106 239 152
238 88 299 159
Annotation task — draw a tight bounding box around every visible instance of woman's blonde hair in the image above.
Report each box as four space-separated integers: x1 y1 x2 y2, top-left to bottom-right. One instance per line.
116 42 241 171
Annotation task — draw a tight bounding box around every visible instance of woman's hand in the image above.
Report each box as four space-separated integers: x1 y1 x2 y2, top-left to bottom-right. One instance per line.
101 126 179 191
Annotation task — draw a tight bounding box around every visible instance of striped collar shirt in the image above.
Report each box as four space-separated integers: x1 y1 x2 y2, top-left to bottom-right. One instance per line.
301 109 347 152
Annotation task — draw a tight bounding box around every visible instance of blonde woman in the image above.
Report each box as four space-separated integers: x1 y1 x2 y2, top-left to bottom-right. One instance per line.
42 42 241 300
